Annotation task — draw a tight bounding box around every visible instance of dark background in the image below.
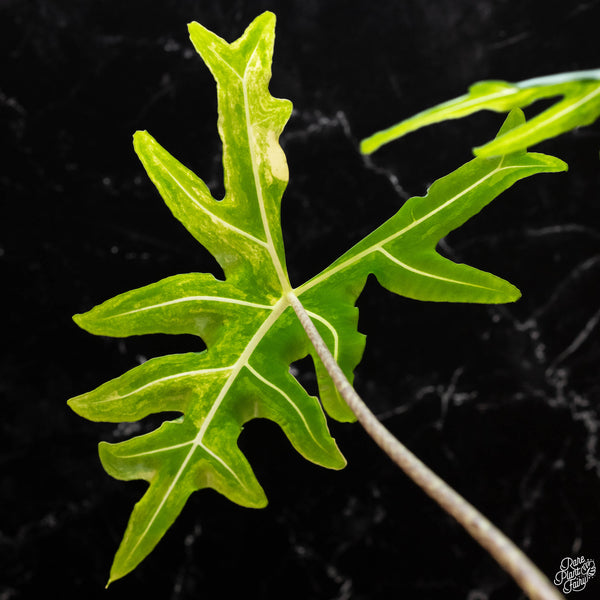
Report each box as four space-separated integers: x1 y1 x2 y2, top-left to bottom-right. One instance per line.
2 0 600 598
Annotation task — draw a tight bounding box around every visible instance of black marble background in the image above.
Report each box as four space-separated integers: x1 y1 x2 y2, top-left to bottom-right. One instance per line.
2 1 600 598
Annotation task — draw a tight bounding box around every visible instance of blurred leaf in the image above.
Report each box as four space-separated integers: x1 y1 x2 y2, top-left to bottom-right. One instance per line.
361 69 600 156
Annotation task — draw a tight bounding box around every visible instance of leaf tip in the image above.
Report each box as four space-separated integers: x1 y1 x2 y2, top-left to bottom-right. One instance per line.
72 310 96 335
549 155 569 173
508 285 522 303
256 495 269 509
359 137 376 155
494 279 522 304
107 559 130 588
72 312 94 334
473 107 529 157
330 450 348 471
133 129 148 141
133 129 154 155
66 395 79 414
254 10 276 25
496 107 526 138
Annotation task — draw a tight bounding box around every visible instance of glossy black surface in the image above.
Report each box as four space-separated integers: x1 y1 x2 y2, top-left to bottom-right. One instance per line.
3 1 600 598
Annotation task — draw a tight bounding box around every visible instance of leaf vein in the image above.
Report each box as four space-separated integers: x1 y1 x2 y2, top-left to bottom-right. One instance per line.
121 439 195 458
306 310 339 361
108 296 274 318
242 45 290 292
160 158 268 248
245 363 328 451
198 441 244 484
377 248 498 290
100 367 233 403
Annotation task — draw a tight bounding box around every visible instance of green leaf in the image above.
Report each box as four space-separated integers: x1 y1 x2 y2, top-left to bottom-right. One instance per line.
71 13 346 583
68 13 567 585
360 69 600 156
298 109 566 317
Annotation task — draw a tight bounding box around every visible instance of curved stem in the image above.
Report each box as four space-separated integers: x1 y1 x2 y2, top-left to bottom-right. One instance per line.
287 292 563 600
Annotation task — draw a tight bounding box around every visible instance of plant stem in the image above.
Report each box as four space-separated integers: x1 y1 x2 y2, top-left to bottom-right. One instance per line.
287 292 564 600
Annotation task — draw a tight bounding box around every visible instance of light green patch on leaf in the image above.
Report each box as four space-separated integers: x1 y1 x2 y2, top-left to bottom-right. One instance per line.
69 13 567 585
360 69 600 156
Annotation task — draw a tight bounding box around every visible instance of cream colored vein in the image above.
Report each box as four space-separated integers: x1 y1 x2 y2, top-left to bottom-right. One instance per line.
245 363 326 451
121 439 195 458
242 42 291 294
296 163 541 295
306 310 339 361
159 159 268 248
198 441 243 484
110 296 274 318
204 37 290 291
99 367 233 403
205 46 243 81
377 248 497 290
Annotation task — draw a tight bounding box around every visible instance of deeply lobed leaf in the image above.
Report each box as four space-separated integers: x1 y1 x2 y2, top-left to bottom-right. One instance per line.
69 13 567 584
71 13 347 583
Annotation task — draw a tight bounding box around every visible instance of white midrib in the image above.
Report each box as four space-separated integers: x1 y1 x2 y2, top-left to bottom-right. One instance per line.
194 297 287 443
377 248 498 291
242 44 291 294
207 40 292 293
118 305 333 456
125 297 288 560
109 296 273 318
295 161 539 296
123 45 297 562
100 366 233 404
